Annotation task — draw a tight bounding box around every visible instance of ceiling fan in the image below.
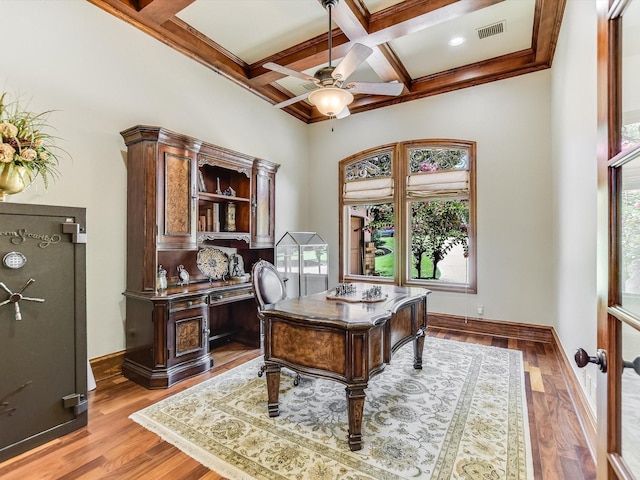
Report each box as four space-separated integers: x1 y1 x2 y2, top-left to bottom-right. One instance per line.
263 0 404 119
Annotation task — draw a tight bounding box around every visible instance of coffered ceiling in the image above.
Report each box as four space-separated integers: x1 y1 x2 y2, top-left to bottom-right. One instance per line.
87 0 566 123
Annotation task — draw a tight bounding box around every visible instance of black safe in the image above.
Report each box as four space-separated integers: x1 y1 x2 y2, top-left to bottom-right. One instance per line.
0 202 87 462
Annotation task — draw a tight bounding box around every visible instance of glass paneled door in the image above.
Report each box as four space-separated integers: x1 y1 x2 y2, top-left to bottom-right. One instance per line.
609 150 640 478
584 0 640 478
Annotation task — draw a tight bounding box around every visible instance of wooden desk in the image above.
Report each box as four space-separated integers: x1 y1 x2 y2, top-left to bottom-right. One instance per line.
262 284 430 451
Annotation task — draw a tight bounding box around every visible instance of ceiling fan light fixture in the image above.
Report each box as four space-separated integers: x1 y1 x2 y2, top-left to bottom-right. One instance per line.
264 0 401 119
308 87 354 117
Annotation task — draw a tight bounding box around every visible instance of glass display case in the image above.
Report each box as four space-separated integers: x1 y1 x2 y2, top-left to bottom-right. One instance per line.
276 232 328 298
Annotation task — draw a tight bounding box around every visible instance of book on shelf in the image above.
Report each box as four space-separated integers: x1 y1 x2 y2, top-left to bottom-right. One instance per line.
202 204 220 232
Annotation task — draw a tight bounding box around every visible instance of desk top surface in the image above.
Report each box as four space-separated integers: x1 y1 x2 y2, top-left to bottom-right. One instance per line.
263 283 430 327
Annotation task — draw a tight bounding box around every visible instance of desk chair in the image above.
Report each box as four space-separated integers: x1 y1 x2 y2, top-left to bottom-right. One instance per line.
251 259 300 385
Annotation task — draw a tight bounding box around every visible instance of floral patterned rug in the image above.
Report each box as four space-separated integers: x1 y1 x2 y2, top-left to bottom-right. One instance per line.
130 337 533 479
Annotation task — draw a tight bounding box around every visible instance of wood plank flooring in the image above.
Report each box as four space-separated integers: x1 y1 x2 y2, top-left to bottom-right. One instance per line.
0 328 596 479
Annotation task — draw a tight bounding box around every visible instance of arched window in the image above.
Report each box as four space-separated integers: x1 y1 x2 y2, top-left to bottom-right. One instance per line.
338 139 476 293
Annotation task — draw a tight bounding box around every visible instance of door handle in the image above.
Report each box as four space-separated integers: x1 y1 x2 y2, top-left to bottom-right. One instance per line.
575 347 608 373
623 356 640 376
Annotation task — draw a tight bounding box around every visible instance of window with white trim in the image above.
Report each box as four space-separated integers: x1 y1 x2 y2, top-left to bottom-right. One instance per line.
339 140 476 293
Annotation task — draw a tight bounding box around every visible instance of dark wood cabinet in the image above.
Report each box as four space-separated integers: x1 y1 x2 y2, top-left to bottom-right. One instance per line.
122 291 211 389
121 127 202 293
121 126 279 389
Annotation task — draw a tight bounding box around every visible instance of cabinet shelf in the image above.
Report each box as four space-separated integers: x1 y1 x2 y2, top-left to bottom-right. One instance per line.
197 231 251 244
198 192 250 203
209 330 238 343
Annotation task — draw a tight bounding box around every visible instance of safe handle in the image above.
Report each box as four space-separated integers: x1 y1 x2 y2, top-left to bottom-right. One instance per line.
0 279 45 321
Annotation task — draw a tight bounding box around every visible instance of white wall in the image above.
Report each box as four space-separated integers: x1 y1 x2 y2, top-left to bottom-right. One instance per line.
551 0 599 410
2 0 309 359
308 72 556 327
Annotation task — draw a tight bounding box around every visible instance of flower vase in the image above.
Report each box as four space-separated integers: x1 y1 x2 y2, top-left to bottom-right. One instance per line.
0 163 33 201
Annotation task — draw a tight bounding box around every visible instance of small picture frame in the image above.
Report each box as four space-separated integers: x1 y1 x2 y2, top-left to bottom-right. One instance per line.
198 171 206 192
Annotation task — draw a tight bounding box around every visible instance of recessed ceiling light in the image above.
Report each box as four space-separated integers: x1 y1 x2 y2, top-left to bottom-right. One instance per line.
448 37 466 47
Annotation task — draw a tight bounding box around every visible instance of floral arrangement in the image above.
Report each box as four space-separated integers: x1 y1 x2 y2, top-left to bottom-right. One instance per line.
0 92 63 188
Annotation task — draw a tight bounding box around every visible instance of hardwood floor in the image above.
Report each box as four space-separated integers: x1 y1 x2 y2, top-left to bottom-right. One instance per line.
0 329 596 479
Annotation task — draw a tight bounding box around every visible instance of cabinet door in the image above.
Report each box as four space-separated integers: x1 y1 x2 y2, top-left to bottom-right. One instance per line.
251 166 276 248
158 144 197 250
168 297 209 367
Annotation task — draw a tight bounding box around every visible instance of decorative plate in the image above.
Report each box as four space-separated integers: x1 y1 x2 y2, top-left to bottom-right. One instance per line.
196 247 229 280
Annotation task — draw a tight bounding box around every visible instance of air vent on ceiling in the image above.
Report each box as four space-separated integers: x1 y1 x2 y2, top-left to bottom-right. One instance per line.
477 20 506 40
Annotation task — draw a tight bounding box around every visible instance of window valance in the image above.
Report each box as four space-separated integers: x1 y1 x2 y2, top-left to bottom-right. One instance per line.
406 170 468 199
343 177 393 203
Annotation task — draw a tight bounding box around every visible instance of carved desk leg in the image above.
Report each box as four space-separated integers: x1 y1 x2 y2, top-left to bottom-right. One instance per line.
413 327 426 369
265 362 281 417
346 385 366 451
413 298 427 370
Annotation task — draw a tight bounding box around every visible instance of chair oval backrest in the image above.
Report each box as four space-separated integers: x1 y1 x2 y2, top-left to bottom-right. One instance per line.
251 260 287 310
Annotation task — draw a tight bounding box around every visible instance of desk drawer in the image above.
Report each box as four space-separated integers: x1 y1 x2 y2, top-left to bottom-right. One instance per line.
170 295 208 312
209 287 254 306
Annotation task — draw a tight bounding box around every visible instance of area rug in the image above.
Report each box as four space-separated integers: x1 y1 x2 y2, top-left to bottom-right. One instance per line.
130 337 533 479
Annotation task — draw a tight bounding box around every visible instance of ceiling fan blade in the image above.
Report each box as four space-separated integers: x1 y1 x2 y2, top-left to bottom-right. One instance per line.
264 62 317 83
346 81 404 96
336 106 350 119
273 91 311 109
332 43 373 81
